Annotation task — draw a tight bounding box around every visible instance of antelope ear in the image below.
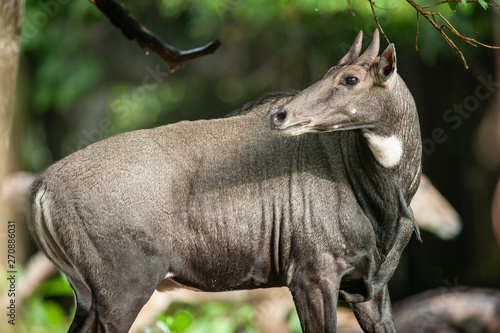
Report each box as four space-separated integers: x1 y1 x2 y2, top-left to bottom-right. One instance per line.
378 43 397 82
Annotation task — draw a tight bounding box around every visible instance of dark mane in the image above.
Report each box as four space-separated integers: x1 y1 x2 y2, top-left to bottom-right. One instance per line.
225 91 298 117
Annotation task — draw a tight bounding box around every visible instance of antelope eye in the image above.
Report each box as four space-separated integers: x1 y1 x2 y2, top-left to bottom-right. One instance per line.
345 76 359 86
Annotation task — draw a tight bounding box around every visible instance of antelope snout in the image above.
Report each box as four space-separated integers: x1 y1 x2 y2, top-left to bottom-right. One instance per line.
271 108 288 129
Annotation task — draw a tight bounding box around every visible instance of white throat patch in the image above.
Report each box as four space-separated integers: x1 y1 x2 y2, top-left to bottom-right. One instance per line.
362 130 403 168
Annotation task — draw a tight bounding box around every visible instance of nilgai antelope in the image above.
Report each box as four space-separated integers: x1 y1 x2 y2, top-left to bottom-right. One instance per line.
28 30 422 333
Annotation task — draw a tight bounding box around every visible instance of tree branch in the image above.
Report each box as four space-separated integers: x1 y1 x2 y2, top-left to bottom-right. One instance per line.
367 0 499 69
89 0 221 70
405 0 500 69
369 0 391 44
419 0 499 9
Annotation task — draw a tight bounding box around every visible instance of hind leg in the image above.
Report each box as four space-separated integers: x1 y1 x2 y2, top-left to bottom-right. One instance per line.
66 278 98 333
94 289 157 333
68 305 98 333
68 297 152 333
66 272 159 333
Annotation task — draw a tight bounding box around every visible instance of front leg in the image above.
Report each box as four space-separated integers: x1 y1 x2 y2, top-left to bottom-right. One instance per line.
288 271 341 333
349 285 396 333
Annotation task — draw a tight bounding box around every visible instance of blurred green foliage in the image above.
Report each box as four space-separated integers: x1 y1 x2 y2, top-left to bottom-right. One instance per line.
161 302 257 333
144 311 193 333
13 273 73 333
21 1 104 115
141 299 299 333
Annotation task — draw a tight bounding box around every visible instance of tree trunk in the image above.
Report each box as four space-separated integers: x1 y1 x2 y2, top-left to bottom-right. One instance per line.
0 0 24 180
0 2 25 331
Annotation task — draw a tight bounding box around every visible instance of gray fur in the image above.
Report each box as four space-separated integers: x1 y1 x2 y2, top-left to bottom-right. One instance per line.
27 30 421 333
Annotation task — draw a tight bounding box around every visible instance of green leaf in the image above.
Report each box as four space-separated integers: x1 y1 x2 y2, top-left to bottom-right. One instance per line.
448 1 458 10
460 0 467 9
478 0 488 9
44 301 68 325
157 314 169 323
23 297 68 328
41 276 74 297
166 312 193 332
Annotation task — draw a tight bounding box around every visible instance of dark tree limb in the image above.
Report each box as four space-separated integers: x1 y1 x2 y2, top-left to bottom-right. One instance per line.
89 0 221 70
